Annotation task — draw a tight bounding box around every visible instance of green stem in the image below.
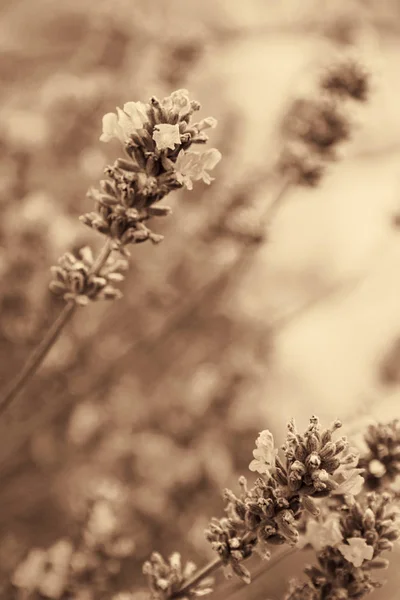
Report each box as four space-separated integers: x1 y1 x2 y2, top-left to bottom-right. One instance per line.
0 239 113 415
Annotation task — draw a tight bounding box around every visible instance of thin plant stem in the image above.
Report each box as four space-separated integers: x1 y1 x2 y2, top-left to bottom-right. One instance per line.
172 544 296 599
79 177 293 399
223 546 297 599
172 557 222 598
89 238 114 273
0 239 113 415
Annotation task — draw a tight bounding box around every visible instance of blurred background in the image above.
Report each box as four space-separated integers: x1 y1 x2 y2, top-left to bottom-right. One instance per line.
0 0 400 598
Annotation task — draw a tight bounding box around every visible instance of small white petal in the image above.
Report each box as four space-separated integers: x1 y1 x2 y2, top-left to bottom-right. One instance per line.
100 112 120 142
153 123 181 150
301 515 343 552
333 469 364 496
196 117 218 131
116 107 137 140
163 89 191 116
123 101 148 128
338 538 374 567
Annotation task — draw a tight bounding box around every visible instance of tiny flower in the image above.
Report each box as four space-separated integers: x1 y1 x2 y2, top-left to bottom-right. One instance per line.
299 514 343 552
249 430 278 475
162 89 191 117
123 101 148 127
152 123 181 151
143 551 213 599
100 101 148 143
338 537 374 567
50 247 128 304
332 451 364 496
195 117 218 132
175 149 222 190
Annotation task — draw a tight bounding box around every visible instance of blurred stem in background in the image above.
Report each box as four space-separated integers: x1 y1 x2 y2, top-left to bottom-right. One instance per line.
0 174 291 419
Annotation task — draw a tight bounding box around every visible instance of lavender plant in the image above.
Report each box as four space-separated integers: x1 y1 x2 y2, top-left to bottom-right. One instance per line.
7 417 399 600
139 417 399 600
285 419 400 600
139 418 357 596
3 56 389 600
0 89 221 414
0 57 369 415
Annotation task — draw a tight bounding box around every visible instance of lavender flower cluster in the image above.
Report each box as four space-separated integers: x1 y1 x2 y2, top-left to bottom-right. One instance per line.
49 89 221 305
287 493 399 600
8 418 399 600
278 60 369 186
205 417 362 583
287 419 400 600
143 415 392 600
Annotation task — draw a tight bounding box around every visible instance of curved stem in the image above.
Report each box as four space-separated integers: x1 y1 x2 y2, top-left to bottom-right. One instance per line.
83 177 293 399
0 240 113 415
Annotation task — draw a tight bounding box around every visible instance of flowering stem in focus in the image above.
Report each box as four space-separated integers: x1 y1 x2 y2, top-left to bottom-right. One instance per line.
0 239 113 415
222 546 297 600
89 238 114 273
171 557 222 599
171 540 295 599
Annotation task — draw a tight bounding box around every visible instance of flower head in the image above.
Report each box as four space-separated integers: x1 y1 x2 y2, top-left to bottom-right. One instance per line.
50 246 128 305
83 91 220 253
359 420 400 489
143 552 213 599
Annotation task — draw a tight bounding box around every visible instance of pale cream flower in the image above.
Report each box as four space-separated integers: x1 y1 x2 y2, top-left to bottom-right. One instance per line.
298 514 343 551
332 449 364 496
338 537 374 567
333 468 364 496
152 123 181 151
100 101 148 143
175 149 222 190
162 89 191 117
196 117 218 131
249 430 278 475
